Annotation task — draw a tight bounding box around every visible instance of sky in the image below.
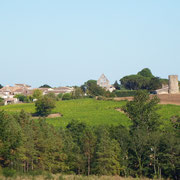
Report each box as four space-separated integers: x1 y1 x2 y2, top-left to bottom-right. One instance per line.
0 0 180 87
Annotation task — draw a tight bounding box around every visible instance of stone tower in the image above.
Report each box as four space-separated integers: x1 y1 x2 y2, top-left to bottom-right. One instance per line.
168 75 179 94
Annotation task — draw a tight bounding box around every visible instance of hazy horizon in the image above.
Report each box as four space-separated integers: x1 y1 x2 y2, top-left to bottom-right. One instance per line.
0 0 180 87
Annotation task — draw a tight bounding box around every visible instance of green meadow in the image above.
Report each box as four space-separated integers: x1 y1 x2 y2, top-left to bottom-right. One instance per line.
1 98 180 128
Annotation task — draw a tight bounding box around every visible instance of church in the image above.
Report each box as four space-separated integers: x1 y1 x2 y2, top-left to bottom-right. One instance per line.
97 74 115 92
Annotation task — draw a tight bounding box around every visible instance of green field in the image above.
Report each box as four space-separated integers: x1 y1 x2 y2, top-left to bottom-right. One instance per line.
1 98 180 128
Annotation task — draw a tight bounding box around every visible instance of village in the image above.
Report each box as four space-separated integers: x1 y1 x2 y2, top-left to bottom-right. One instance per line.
0 84 74 105
0 73 179 106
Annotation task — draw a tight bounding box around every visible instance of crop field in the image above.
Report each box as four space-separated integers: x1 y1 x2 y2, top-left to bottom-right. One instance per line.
0 98 180 128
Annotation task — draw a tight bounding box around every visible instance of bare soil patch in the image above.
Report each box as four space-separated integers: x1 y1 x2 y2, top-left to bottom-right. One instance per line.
115 108 125 114
114 94 180 105
47 113 62 118
32 113 62 119
154 94 180 105
114 97 134 101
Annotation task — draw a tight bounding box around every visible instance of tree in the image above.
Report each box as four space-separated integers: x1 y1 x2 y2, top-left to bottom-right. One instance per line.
62 93 72 100
0 111 22 168
81 127 96 176
120 68 163 91
66 120 87 174
120 75 149 90
95 127 121 175
0 97 4 106
0 84 3 89
39 84 52 88
122 90 160 132
45 92 57 101
137 68 154 78
14 94 31 103
122 90 161 177
32 89 43 100
148 77 162 91
82 80 105 96
35 96 56 116
71 87 84 99
113 80 121 90
109 125 130 176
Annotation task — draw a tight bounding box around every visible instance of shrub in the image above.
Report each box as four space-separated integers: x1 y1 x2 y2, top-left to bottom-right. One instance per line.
105 91 116 98
0 98 4 106
115 90 137 97
58 93 63 99
58 175 65 180
45 173 54 180
2 168 17 178
62 93 72 100
14 94 31 103
97 96 106 100
28 170 44 177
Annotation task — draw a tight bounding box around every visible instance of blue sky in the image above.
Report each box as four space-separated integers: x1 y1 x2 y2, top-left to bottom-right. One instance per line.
0 0 180 87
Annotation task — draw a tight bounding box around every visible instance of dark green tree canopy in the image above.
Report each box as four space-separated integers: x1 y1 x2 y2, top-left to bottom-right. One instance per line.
0 84 3 89
113 80 121 90
122 90 160 132
120 68 162 91
137 68 154 78
82 80 105 96
39 84 52 88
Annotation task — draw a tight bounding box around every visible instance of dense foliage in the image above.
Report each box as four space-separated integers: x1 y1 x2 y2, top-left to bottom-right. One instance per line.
32 89 43 100
14 94 32 103
0 91 179 179
39 84 52 88
113 80 121 90
0 97 4 106
115 90 137 97
81 80 106 97
120 68 162 91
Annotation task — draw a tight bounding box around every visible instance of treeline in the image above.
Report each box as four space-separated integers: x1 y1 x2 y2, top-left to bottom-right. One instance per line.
0 91 179 179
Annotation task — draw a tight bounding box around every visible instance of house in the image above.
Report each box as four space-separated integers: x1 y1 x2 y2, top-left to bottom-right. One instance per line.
37 87 74 95
155 84 169 94
4 98 18 105
0 83 74 105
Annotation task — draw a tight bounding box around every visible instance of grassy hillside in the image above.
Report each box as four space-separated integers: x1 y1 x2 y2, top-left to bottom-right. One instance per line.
0 99 130 128
1 98 180 128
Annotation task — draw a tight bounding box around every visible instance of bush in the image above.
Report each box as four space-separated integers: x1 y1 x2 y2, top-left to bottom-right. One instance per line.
58 175 65 180
2 168 17 178
115 90 137 97
105 91 116 98
58 93 63 99
0 98 4 106
28 170 44 177
14 94 31 103
97 96 106 100
45 173 54 180
62 93 72 100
